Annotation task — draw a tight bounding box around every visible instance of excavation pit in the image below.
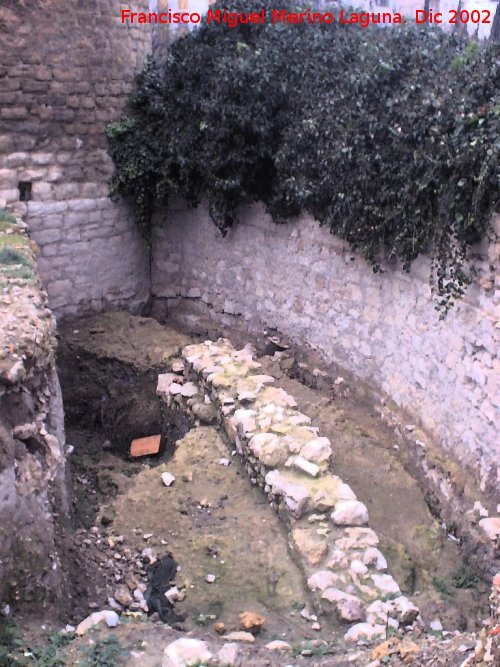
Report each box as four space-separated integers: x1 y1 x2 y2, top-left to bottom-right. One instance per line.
55 311 495 650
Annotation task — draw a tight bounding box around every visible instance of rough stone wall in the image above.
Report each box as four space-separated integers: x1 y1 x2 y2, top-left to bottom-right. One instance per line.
0 212 69 611
0 0 152 315
152 202 500 497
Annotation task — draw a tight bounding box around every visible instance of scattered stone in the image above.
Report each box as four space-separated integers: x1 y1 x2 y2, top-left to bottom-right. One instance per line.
205 574 216 584
162 638 212 667
125 573 140 591
218 458 230 466
214 622 226 634
239 611 265 633
164 587 181 603
393 596 420 625
114 586 133 607
216 643 240 666
331 500 369 526
430 618 443 632
169 383 183 395
76 610 119 635
223 631 255 643
161 472 176 487
265 640 291 651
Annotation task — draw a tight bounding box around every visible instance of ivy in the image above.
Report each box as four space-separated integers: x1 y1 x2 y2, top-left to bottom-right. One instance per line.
107 0 500 311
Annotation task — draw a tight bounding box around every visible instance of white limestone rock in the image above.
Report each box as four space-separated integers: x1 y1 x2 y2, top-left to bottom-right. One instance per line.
216 643 240 666
76 610 119 635
307 570 343 592
331 500 369 526
335 527 379 550
248 433 288 467
180 382 199 397
265 640 291 651
370 573 401 596
265 470 310 517
161 472 175 487
223 631 255 643
300 436 332 463
344 622 386 643
286 455 320 477
321 588 366 622
479 517 500 541
163 638 213 667
362 547 388 571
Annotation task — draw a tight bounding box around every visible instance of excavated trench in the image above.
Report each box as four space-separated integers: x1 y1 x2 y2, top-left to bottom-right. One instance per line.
55 311 494 648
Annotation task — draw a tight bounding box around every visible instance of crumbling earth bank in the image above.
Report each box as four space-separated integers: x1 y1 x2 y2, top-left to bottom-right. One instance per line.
0 215 70 613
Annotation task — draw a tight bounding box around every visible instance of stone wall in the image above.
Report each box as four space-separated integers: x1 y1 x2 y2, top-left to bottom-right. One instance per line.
152 202 500 497
0 209 69 611
0 0 152 315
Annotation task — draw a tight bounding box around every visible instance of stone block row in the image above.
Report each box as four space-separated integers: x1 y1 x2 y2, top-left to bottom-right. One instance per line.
157 338 420 641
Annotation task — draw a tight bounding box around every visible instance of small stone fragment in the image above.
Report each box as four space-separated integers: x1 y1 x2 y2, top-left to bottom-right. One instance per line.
162 638 213 667
114 586 133 607
479 518 500 541
344 622 386 643
239 611 265 633
161 472 176 487
265 640 291 651
76 610 119 635
223 631 255 643
205 574 216 583
216 643 239 666
180 382 199 397
429 618 443 632
214 622 226 634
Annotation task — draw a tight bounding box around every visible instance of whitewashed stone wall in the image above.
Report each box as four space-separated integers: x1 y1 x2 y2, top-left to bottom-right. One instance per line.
152 202 499 496
26 197 150 316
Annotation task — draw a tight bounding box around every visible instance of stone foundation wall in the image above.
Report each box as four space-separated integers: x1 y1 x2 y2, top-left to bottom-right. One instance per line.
0 0 152 315
152 202 500 497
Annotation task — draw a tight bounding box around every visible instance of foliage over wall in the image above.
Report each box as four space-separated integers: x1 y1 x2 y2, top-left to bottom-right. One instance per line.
107 0 500 310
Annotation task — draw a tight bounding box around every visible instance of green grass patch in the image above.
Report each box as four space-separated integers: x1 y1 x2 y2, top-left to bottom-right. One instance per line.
0 248 31 266
451 562 479 589
80 633 128 666
0 234 28 247
0 209 16 225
